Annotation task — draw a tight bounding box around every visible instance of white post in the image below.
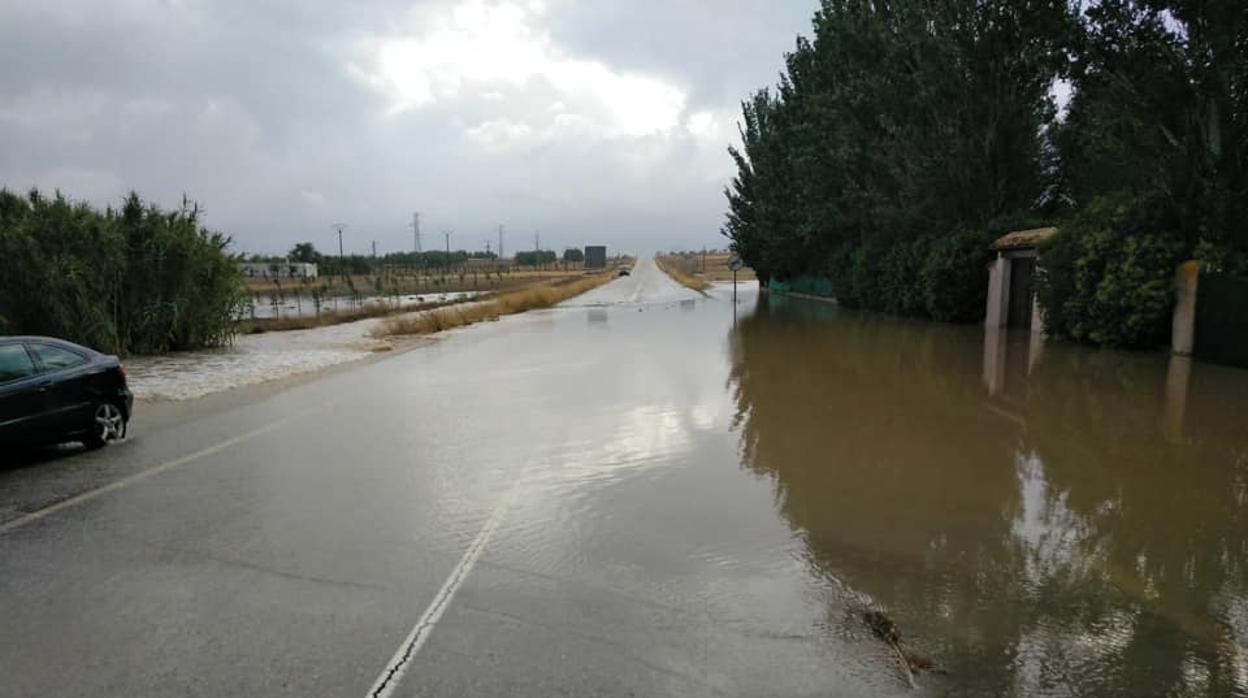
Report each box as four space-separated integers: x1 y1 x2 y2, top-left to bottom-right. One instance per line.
985 254 1011 328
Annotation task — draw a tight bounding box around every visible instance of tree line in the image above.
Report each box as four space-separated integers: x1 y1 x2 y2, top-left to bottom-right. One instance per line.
723 0 1247 347
253 243 585 275
0 189 243 355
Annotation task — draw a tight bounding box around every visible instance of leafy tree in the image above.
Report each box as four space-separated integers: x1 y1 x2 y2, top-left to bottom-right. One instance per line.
1054 0 1247 253
289 242 319 263
562 248 585 263
722 0 1072 308
722 0 1248 346
514 250 558 266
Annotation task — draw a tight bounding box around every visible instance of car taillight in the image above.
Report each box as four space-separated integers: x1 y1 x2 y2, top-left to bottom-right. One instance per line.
116 364 127 381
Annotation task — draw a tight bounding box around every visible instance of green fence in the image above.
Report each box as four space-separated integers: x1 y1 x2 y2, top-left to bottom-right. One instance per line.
1194 272 1248 368
767 275 836 299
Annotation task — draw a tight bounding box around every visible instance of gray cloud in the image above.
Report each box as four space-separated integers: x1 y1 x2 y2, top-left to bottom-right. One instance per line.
0 0 813 256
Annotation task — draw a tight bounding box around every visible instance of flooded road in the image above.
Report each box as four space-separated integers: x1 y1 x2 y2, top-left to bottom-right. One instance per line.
2 262 1246 697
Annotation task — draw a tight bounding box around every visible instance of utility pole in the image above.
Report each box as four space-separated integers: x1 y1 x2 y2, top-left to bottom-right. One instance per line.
534 231 540 252
331 223 348 258
330 223 348 283
411 212 422 253
371 240 377 258
498 224 504 260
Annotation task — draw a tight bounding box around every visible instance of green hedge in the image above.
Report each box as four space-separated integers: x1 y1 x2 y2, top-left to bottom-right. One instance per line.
0 189 244 355
1036 197 1183 349
771 229 992 323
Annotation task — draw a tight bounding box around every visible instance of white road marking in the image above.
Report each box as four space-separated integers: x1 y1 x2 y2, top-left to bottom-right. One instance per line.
366 490 516 698
0 407 322 536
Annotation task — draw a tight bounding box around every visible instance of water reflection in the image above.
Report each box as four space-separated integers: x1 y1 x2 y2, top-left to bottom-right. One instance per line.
728 292 1248 697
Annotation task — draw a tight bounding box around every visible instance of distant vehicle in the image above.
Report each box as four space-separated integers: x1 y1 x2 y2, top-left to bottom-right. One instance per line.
618 267 631 276
0 337 133 450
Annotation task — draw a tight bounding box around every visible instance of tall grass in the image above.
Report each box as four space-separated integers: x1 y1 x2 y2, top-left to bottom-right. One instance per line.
654 255 712 293
0 189 243 354
374 273 613 337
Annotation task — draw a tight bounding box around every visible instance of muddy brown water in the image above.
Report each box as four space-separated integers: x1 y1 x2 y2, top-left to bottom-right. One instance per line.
730 291 1248 696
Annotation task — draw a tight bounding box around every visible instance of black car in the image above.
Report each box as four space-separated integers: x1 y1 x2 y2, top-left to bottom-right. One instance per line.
0 336 133 450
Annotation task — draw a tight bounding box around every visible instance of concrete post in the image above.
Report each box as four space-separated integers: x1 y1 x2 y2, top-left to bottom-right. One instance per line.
982 326 1007 396
1163 354 1191 444
985 254 1010 328
1171 260 1200 356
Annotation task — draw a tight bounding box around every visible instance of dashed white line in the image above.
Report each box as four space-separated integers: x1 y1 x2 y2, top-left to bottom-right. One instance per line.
366 490 516 698
0 406 322 536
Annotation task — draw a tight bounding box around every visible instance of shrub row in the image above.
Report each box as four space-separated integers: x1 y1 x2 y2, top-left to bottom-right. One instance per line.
1036 197 1183 349
809 229 994 323
0 189 244 355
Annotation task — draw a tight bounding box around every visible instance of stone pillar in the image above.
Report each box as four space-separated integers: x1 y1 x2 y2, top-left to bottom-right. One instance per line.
1171 260 1200 356
985 254 1010 328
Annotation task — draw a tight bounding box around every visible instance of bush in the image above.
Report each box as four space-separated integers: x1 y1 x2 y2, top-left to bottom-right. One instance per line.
878 237 932 316
1037 197 1183 349
921 229 993 322
0 189 244 355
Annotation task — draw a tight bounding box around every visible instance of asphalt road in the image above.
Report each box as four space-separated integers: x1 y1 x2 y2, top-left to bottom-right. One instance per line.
0 259 902 697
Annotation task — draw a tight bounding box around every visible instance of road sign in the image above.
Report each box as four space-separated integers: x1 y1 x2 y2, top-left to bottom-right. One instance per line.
728 254 743 306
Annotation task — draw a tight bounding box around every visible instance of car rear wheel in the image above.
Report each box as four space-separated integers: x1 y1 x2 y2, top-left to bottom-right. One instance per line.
83 402 126 449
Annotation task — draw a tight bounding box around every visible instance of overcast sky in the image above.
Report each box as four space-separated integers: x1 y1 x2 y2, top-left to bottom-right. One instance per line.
0 0 815 257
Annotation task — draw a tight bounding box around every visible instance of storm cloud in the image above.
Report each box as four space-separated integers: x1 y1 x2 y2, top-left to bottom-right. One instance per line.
0 0 813 256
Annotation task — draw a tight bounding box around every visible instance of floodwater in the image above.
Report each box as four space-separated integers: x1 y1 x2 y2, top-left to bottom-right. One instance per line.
725 291 1248 697
370 260 1246 696
244 291 478 320
124 313 389 400
5 260 1247 696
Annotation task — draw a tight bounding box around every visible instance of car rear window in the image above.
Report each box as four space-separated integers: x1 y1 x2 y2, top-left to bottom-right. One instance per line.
0 344 37 383
28 343 87 371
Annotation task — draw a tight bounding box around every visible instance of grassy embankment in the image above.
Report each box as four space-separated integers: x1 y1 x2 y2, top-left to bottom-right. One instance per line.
654 254 713 293
691 253 757 282
373 272 615 337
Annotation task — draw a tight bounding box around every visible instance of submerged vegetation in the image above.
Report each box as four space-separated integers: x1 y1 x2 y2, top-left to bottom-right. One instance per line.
374 273 614 337
0 189 243 355
723 0 1248 348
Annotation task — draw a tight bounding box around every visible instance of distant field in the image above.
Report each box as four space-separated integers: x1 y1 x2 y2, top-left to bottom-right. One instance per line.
657 252 756 284
243 262 625 297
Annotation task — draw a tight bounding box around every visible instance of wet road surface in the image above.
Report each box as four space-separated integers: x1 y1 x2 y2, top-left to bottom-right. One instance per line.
2 258 1247 697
